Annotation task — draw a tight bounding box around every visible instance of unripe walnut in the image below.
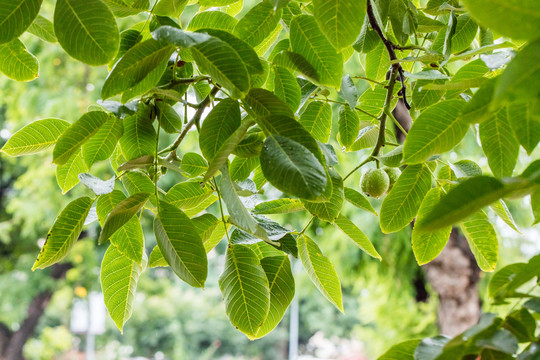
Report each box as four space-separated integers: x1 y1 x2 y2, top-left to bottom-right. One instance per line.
361 168 390 198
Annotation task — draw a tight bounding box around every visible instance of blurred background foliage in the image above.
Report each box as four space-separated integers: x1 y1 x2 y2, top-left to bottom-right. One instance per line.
0 0 538 359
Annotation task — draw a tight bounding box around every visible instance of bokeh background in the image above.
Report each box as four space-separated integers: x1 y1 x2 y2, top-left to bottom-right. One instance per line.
1 1 539 359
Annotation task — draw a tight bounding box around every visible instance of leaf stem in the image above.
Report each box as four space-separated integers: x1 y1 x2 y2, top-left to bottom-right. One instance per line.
318 98 379 120
299 216 315 235
214 177 231 242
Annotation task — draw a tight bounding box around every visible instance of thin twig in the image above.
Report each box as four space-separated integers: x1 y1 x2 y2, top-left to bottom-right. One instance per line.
160 86 219 158
161 75 211 90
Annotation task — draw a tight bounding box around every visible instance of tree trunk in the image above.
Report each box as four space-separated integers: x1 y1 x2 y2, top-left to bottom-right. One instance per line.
392 101 481 336
1 263 71 360
423 228 481 336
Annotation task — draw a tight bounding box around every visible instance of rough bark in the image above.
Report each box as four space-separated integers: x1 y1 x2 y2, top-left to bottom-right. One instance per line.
1 263 71 360
423 228 481 336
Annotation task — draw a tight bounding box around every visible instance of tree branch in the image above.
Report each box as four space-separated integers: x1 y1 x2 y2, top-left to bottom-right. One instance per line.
160 86 219 159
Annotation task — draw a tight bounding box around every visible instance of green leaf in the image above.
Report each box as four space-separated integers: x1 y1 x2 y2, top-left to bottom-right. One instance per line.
100 245 146 332
156 101 182 134
494 39 540 103
234 131 264 158
298 234 343 312
340 74 359 108
416 176 520 232
103 0 149 17
188 11 238 32
334 214 381 260
290 14 343 88
461 0 540 41
32 197 93 270
260 135 327 201
0 39 39 81
504 309 536 343
54 0 119 65
27 15 56 43
480 107 519 177
313 0 365 49
99 192 150 244
450 14 478 53
343 187 377 215
220 164 258 233
102 39 175 99
412 79 446 110
199 0 240 5
97 190 144 264
154 201 207 287
53 111 109 166
254 255 295 338
375 146 403 168
0 0 42 44
531 190 540 225
253 198 304 215
203 120 252 182
154 0 187 17
121 172 155 199
412 188 452 265
378 339 422 360
219 244 270 339
197 28 264 76
233 1 282 47
191 36 250 98
119 106 156 161
82 115 123 167
491 200 521 234
366 42 389 84
444 58 489 99
230 156 258 181
458 77 497 124
380 164 432 233
199 98 241 161
353 15 380 53
152 26 211 48
243 88 294 118
489 261 532 299
149 246 168 267
165 181 216 211
272 50 320 83
403 100 467 164
56 150 88 194
338 104 360 149
191 213 225 252
180 152 208 177
2 118 69 156
273 66 301 112
460 211 498 272
414 336 449 360
303 170 344 222
508 101 540 155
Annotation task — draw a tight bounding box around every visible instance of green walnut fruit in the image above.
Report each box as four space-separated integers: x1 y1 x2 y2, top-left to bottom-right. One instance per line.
383 167 401 192
361 168 390 198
